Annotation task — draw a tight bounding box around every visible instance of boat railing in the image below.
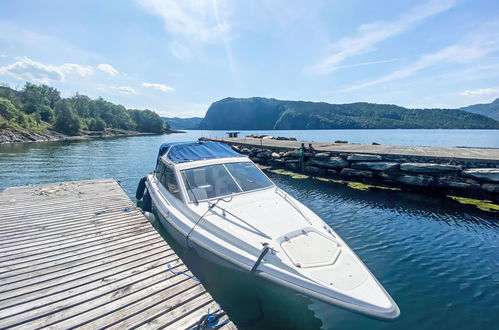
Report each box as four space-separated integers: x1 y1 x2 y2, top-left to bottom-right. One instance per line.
274 188 312 225
209 202 272 240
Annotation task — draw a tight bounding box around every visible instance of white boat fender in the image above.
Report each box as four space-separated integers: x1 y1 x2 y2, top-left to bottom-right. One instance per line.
143 211 157 225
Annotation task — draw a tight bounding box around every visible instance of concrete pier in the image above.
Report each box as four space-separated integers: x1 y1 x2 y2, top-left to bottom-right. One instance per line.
208 137 499 201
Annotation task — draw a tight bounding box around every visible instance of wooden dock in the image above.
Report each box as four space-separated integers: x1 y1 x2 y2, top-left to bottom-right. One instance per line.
0 179 234 329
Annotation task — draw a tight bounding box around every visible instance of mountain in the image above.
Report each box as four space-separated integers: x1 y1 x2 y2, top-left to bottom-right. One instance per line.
162 117 203 130
199 97 499 130
459 98 499 121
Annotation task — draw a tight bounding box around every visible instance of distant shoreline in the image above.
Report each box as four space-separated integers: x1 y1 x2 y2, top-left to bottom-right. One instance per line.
0 128 183 145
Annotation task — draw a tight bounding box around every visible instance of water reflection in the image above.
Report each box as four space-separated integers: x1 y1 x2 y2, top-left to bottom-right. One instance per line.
1 133 498 329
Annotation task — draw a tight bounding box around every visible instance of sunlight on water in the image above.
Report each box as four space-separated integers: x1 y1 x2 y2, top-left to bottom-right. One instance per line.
1 131 498 329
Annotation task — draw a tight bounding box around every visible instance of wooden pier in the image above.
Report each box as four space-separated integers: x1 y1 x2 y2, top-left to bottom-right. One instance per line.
0 179 234 329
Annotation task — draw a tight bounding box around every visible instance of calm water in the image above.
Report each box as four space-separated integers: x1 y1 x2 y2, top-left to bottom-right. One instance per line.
1 130 498 329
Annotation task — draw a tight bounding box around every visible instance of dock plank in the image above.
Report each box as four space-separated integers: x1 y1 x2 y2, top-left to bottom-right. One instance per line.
0 179 234 329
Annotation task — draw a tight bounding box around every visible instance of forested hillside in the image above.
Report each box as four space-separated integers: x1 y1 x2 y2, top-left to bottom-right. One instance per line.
162 117 203 130
200 97 499 130
0 83 168 135
459 98 499 121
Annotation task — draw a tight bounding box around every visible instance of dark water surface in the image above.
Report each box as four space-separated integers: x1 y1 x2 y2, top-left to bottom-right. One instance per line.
1 130 498 329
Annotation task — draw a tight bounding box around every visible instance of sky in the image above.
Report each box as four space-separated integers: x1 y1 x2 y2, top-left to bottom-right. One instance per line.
0 0 498 118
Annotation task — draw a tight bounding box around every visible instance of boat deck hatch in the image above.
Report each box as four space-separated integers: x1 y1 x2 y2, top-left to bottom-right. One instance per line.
281 232 341 268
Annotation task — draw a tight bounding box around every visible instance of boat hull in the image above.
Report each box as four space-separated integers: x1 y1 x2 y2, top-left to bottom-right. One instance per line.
153 202 246 273
151 197 399 322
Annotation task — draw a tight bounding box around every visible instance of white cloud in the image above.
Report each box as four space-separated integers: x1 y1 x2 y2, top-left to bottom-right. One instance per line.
307 0 456 75
324 58 401 72
137 0 231 43
59 63 94 76
142 82 174 92
460 88 499 96
111 86 137 94
342 27 499 92
169 41 193 60
97 63 119 76
0 56 94 83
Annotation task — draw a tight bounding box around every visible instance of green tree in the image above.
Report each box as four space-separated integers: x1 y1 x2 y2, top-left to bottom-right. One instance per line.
38 105 55 123
20 83 60 110
128 109 165 133
70 93 93 118
0 97 19 120
88 117 106 131
23 103 38 114
54 100 81 135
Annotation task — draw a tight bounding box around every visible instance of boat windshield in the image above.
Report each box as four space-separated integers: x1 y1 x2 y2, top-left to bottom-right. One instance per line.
181 162 273 202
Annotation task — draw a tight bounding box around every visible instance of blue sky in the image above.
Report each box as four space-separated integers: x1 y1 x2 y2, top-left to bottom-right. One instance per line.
0 0 498 117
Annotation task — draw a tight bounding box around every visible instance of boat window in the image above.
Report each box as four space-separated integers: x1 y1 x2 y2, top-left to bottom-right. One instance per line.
156 162 181 199
225 162 273 191
180 162 273 202
181 164 241 202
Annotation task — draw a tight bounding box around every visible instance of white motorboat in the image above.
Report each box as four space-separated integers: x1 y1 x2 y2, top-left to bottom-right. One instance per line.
137 141 400 320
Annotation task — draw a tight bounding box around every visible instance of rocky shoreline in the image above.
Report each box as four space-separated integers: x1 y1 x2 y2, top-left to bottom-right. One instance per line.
224 142 499 203
0 128 175 144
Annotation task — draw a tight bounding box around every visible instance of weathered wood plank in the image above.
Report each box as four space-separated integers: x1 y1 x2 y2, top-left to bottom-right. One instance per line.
0 179 234 329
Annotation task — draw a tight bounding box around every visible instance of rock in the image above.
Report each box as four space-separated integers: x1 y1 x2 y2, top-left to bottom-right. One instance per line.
462 168 499 182
313 152 331 160
275 136 297 141
482 183 499 193
285 162 299 170
400 163 462 174
248 149 258 157
305 166 326 176
273 158 286 164
240 148 251 154
340 168 374 178
283 150 300 158
248 134 270 139
308 157 348 169
380 173 433 186
346 154 382 161
285 159 299 163
327 169 338 176
271 152 281 158
435 176 481 190
256 151 272 159
351 161 399 171
0 129 67 144
250 157 264 163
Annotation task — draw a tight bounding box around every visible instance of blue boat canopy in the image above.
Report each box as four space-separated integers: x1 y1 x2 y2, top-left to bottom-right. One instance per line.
156 141 243 165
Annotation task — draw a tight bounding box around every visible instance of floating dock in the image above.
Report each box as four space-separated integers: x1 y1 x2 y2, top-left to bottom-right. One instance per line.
0 179 234 329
